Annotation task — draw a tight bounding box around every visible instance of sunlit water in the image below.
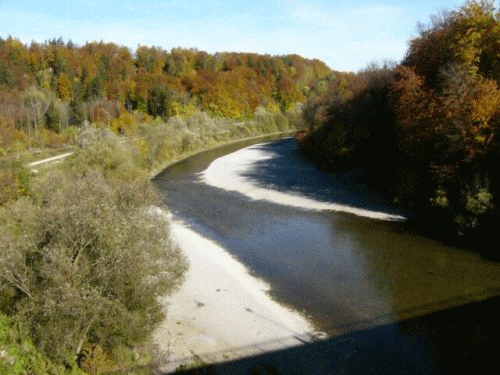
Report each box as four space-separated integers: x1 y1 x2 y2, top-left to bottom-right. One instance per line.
153 137 500 335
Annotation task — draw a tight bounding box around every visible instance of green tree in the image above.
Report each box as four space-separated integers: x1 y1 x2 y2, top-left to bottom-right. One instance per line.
44 101 61 132
0 61 17 88
0 160 186 365
147 86 178 119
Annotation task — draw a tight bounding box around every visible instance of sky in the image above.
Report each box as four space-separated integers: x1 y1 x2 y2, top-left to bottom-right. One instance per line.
0 0 478 72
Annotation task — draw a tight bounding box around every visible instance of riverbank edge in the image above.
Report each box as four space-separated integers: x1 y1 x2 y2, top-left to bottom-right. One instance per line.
150 213 321 373
148 130 295 179
148 132 333 372
296 141 500 259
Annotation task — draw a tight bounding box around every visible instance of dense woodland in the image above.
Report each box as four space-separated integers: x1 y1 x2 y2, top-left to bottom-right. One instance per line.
1 0 500 373
300 0 500 241
0 34 329 373
0 38 330 154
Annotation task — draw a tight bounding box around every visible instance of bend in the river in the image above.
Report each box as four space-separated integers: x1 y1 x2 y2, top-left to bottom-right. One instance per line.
153 137 500 336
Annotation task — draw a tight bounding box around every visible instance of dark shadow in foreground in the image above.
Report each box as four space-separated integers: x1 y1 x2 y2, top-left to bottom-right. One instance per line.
169 295 500 374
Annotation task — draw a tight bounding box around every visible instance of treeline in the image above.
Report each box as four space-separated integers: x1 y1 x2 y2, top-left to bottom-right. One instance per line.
300 0 500 238
0 37 330 154
0 65 302 374
0 32 317 374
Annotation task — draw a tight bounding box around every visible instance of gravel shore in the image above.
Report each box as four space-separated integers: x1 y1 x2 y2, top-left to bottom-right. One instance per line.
152 215 315 373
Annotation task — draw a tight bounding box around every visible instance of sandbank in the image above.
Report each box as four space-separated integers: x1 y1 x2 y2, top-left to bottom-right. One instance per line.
153 214 318 372
199 141 406 221
154 140 369 372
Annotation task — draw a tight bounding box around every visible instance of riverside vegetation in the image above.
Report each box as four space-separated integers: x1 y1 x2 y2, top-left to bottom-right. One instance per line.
0 33 324 373
2 0 499 372
299 0 500 245
1 108 299 374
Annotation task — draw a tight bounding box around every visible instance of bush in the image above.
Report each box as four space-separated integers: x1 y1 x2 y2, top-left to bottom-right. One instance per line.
71 128 144 181
0 160 30 206
0 167 187 368
0 312 84 375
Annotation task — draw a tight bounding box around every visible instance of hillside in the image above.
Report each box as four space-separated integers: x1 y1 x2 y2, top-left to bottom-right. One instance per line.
0 38 331 155
299 0 500 241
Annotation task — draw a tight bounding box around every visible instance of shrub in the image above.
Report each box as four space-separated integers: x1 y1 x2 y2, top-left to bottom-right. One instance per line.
0 312 83 375
0 167 186 368
71 128 144 181
0 160 30 206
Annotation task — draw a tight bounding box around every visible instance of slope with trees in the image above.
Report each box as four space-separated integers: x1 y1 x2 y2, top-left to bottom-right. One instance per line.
299 0 500 240
0 39 331 156
0 40 332 373
0 132 188 373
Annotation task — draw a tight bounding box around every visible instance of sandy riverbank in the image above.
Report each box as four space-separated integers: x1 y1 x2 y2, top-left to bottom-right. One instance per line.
151 139 403 372
199 141 406 222
152 212 316 373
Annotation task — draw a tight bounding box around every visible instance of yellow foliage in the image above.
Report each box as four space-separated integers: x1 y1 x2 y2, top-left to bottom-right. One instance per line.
57 73 72 101
267 101 281 114
203 89 245 118
451 0 499 75
11 130 29 152
472 79 500 125
111 111 138 135
179 100 198 117
135 138 150 159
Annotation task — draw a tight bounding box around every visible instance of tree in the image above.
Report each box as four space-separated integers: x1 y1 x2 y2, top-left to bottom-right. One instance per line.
0 61 17 88
44 101 60 132
0 146 186 365
392 0 500 230
56 72 72 101
147 86 178 119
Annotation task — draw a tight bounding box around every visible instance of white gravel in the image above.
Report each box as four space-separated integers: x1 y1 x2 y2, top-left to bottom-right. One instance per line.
199 141 406 221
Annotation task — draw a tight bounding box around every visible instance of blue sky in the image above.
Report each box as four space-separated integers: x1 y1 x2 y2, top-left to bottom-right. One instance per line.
0 0 476 72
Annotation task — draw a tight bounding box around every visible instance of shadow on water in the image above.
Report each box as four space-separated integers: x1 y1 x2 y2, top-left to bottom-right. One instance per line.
171 295 500 374
240 138 500 260
153 136 500 374
239 138 411 218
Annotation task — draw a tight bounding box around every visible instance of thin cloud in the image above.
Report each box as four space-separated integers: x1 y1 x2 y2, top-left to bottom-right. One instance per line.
0 0 471 71
287 2 405 32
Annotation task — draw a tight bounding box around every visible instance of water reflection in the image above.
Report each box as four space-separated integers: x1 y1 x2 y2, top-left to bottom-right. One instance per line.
240 138 410 218
330 214 500 328
153 137 500 338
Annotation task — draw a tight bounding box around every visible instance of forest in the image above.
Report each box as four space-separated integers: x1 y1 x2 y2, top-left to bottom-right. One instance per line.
0 33 331 374
300 0 500 243
1 0 499 373
0 38 330 155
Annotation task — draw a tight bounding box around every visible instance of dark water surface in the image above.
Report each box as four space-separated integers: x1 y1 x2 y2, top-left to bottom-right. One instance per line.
153 137 500 336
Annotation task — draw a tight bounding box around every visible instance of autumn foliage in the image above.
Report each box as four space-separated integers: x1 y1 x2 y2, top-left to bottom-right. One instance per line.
300 0 500 236
0 37 331 372
0 38 330 154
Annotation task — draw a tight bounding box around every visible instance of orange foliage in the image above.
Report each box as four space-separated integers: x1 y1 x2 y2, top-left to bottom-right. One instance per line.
0 35 332 143
57 73 72 101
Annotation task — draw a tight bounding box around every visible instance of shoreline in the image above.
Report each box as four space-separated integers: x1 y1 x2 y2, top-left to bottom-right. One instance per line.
149 130 295 179
151 136 399 372
152 213 319 373
199 141 406 222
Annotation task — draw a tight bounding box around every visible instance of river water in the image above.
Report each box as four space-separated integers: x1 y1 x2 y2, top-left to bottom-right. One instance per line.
153 137 500 337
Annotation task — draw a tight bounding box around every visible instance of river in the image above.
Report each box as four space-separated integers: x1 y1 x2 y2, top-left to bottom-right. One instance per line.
152 136 500 337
